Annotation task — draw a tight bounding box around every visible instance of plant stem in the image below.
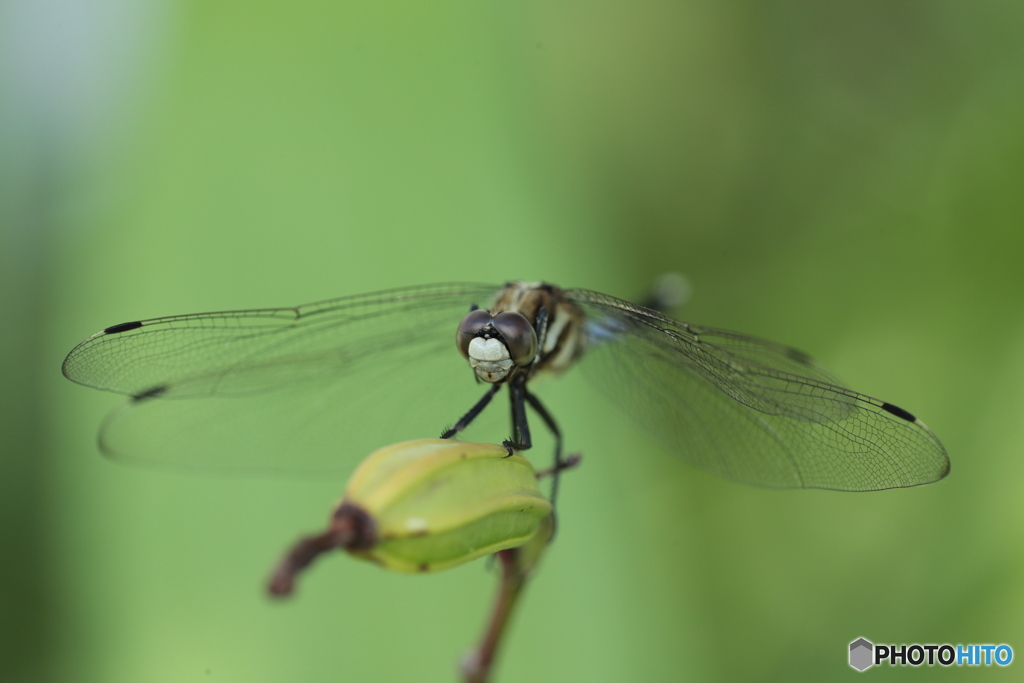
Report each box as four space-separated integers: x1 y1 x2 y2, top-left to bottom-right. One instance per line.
460 548 528 683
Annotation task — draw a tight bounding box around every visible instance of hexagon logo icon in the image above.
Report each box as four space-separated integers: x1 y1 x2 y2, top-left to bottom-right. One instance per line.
849 638 874 671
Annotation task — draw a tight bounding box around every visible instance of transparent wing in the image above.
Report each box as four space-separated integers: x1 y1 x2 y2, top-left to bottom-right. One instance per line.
566 288 949 491
63 283 506 474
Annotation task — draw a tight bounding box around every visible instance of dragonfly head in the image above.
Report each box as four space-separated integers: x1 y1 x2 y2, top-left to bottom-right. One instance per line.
456 309 537 383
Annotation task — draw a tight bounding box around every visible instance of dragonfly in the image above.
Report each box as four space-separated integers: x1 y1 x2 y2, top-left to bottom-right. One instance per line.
62 281 949 497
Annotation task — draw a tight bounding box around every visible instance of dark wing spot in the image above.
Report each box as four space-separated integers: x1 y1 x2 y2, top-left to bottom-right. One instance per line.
103 321 143 334
132 385 168 401
881 402 916 422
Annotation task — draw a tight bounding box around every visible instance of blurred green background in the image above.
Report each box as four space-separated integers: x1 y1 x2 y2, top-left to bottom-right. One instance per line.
3 1 1023 681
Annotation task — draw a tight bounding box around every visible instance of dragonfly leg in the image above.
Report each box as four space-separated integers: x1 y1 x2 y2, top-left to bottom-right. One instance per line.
498 303 547 454
523 388 563 511
441 383 501 439
503 378 531 455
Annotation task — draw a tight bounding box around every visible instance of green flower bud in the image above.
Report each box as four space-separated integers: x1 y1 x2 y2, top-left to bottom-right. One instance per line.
344 438 551 573
268 439 552 594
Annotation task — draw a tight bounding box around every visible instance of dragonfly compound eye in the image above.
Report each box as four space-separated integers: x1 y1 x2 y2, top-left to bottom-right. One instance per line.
492 312 537 366
456 309 494 359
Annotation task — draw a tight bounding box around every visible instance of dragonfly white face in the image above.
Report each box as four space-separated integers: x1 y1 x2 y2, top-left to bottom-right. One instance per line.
456 282 586 384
